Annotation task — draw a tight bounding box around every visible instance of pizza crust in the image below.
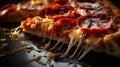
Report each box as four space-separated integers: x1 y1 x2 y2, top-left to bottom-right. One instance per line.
93 0 120 57
98 0 120 16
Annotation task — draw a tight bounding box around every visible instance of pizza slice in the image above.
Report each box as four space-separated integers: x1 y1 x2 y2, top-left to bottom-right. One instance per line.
0 0 50 22
14 0 120 60
0 0 73 23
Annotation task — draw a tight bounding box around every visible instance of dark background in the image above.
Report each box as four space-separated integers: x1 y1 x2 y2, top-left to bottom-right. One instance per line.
0 0 28 6
110 0 120 8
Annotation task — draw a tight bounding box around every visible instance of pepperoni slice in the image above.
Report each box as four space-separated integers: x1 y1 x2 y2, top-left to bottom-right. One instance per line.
43 4 61 16
79 14 113 36
49 11 80 20
53 18 76 36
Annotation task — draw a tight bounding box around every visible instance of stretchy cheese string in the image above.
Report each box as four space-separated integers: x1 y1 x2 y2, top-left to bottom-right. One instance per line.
10 26 22 39
11 26 22 33
70 36 82 58
41 18 53 43
75 48 84 59
41 22 47 43
50 39 61 50
45 21 54 49
58 43 64 51
78 45 94 60
78 39 95 60
63 29 81 57
62 36 77 57
44 33 52 49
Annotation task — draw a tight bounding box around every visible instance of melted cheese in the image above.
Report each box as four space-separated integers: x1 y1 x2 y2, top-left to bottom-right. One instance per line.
42 18 54 31
43 0 48 5
77 38 95 60
70 36 82 58
70 0 76 8
50 39 61 50
0 9 8 16
10 26 22 40
33 16 42 23
62 28 96 59
63 29 83 57
78 44 94 60
40 18 54 46
42 18 55 49
31 0 43 5
16 4 20 11
77 8 87 16
58 43 64 51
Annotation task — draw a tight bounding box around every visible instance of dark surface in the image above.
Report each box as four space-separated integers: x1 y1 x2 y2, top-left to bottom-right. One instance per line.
0 28 88 67
0 28 120 67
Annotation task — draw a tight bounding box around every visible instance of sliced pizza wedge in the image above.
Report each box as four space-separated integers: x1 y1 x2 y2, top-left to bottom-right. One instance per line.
11 0 120 60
